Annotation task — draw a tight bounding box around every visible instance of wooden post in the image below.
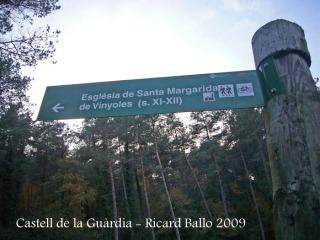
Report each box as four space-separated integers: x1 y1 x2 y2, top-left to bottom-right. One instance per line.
252 19 320 239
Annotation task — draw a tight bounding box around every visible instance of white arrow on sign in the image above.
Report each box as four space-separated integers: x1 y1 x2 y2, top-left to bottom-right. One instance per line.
52 103 65 113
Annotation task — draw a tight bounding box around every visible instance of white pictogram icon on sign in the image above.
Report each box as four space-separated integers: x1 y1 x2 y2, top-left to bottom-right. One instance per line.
236 83 255 97
218 85 235 98
203 92 215 102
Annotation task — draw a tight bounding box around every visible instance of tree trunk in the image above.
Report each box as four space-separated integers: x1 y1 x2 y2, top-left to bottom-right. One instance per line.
109 160 118 240
173 128 214 220
183 149 214 220
200 113 229 218
120 155 135 239
239 147 266 240
212 153 229 218
252 19 320 239
152 122 181 240
138 145 156 240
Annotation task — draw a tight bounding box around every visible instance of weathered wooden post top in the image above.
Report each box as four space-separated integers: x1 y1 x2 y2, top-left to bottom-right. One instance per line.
252 19 311 68
252 19 320 240
252 19 316 102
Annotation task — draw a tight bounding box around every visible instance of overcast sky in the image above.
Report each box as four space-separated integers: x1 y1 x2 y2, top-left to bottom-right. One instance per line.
26 0 320 120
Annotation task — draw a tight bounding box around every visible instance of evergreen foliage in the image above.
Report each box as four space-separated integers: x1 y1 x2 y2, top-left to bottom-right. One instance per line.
0 105 275 239
0 0 60 66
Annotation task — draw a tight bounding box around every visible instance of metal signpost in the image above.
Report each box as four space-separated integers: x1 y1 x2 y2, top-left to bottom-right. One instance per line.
37 70 264 120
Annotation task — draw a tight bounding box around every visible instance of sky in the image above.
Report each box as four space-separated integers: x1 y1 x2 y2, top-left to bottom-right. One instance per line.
25 0 320 121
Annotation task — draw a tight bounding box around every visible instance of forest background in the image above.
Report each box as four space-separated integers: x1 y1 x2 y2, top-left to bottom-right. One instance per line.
0 1 319 239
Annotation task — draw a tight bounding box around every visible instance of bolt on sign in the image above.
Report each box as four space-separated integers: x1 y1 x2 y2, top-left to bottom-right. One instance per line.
37 70 265 120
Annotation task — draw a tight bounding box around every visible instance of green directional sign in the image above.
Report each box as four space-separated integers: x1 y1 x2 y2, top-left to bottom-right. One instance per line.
37 70 265 120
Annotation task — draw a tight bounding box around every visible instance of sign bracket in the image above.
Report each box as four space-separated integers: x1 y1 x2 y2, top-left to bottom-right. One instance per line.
256 56 284 103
